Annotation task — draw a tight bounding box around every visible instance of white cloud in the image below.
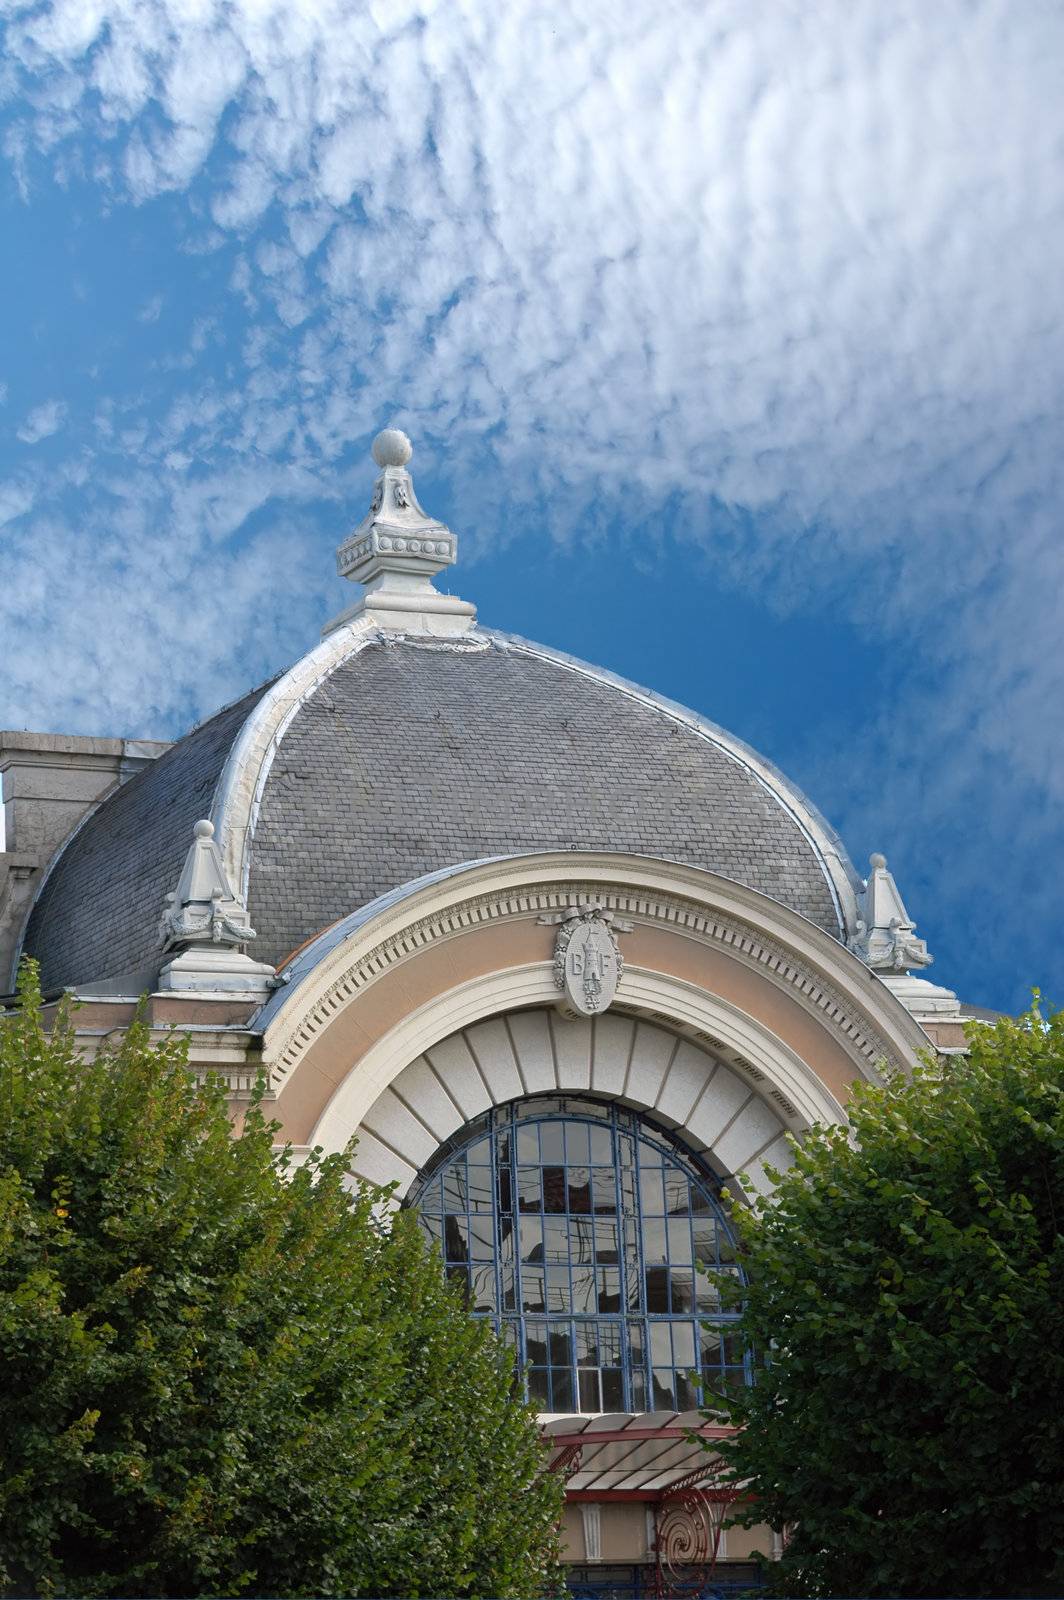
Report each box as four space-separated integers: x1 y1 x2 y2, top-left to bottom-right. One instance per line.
1 0 1063 1000
15 400 67 444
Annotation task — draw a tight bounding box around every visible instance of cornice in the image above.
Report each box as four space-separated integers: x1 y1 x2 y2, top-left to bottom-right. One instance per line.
260 856 923 1093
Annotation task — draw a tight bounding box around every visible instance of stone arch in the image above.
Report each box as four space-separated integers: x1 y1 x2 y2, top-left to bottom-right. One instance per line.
261 853 931 1185
330 1006 794 1201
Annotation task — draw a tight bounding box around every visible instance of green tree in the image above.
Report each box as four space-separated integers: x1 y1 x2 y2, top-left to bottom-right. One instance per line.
0 963 562 1598
712 1002 1064 1598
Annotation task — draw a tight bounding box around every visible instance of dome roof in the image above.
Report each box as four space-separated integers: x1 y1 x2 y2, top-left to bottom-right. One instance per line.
23 626 859 992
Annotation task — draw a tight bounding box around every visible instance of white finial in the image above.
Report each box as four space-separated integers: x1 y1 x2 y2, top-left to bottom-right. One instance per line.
848 851 932 974
157 818 276 994
324 423 476 639
372 428 413 468
159 819 255 952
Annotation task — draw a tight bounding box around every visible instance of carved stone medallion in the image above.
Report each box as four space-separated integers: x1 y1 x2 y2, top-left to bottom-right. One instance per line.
539 901 632 1016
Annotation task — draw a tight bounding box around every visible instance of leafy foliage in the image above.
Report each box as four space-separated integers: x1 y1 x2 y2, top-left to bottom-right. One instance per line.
712 1002 1064 1598
0 963 562 1598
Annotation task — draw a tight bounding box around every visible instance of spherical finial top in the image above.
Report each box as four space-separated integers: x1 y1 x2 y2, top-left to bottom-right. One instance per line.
372 428 413 468
194 819 215 840
869 851 887 870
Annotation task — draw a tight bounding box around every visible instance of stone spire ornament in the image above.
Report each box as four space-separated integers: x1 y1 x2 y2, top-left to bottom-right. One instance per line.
157 819 275 994
849 853 965 1026
324 427 476 638
848 852 933 974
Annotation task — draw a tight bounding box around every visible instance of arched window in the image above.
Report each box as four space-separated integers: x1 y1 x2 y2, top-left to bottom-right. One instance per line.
408 1095 747 1414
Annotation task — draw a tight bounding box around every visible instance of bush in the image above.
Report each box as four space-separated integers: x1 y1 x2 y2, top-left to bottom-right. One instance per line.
712 1002 1064 1598
0 963 562 1598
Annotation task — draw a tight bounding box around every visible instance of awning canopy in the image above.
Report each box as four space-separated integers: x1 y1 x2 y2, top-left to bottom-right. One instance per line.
541 1411 736 1501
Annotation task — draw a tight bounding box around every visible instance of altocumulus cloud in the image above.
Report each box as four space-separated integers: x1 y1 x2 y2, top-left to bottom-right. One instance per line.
0 0 1062 1006
16 400 67 445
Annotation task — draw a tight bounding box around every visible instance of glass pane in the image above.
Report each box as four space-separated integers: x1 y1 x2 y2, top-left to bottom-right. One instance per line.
639 1168 665 1216
675 1369 699 1410
669 1269 694 1314
496 1165 512 1213
644 1265 670 1313
597 1323 622 1365
540 1122 565 1163
445 1217 469 1261
594 1221 619 1261
642 1218 667 1265
549 1325 573 1365
544 1218 571 1265
443 1168 467 1211
565 1122 591 1165
575 1323 599 1362
551 1365 575 1411
693 1270 720 1313
589 1125 613 1164
469 1264 497 1314
667 1218 693 1265
567 1167 592 1212
522 1270 545 1312
517 1125 539 1165
468 1217 495 1259
517 1170 541 1212
650 1322 672 1365
467 1136 491 1165
671 1321 696 1367
520 1217 543 1262
578 1367 600 1412
525 1321 549 1364
542 1167 566 1213
699 1326 723 1364
692 1220 718 1266
601 1367 625 1411
663 1170 689 1215
545 1266 571 1313
571 1264 596 1313
528 1368 550 1406
592 1169 617 1213
467 1165 493 1210
597 1267 621 1312
652 1368 675 1409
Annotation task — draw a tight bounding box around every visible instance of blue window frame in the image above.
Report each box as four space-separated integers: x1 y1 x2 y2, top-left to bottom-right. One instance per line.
408 1095 748 1412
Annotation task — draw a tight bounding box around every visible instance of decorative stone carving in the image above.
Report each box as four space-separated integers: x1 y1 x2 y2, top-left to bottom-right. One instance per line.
848 852 933 974
539 901 632 1016
158 820 275 995
159 820 256 952
325 428 476 638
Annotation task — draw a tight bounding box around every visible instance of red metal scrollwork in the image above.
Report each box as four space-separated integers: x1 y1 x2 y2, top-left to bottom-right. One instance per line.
652 1466 734 1597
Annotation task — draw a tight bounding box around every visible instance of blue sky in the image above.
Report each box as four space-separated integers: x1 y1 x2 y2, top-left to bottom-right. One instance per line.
1 0 1062 1015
